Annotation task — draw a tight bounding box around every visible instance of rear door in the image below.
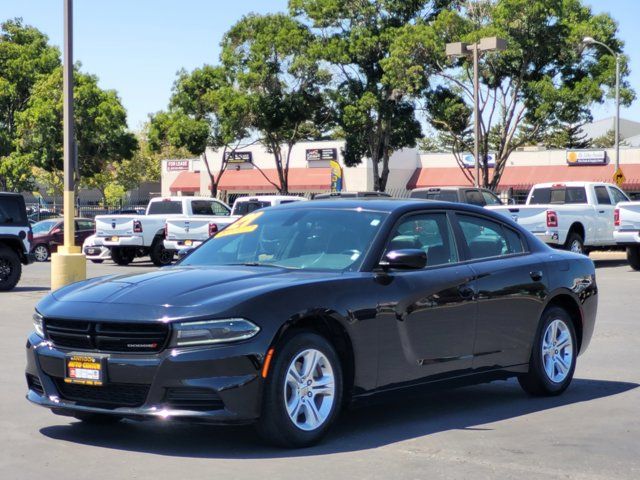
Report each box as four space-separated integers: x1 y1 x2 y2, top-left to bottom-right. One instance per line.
75 219 95 244
376 211 478 387
452 212 547 369
464 189 486 206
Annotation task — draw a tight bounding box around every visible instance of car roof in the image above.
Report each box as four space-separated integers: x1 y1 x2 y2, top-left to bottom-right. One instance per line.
411 186 491 191
234 195 305 202
275 198 482 213
532 181 613 188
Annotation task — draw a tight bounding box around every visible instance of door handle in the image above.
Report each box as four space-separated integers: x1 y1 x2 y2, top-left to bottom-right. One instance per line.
529 270 543 281
598 210 605 214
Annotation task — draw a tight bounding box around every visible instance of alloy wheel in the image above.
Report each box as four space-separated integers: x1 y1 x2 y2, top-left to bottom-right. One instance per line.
541 319 573 383
0 258 11 281
284 348 335 432
34 245 48 262
570 240 583 254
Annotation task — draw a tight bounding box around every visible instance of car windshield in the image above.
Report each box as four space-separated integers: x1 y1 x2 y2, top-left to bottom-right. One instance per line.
233 201 271 216
32 220 59 234
181 207 388 271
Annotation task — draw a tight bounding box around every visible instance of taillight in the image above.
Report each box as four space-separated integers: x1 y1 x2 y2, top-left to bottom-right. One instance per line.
164 222 168 237
28 228 33 244
209 223 218 236
546 210 558 228
133 220 143 233
614 208 620 227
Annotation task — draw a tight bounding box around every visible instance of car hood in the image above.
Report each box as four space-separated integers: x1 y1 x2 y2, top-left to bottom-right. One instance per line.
38 265 343 322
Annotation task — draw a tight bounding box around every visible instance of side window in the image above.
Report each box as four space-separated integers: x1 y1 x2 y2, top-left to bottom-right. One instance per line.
77 220 94 231
191 200 230 216
609 186 629 204
594 186 611 205
385 213 458 267
481 190 502 205
465 189 485 206
457 214 524 260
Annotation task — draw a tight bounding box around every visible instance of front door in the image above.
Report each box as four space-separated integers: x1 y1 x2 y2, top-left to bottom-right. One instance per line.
375 212 478 388
594 185 614 244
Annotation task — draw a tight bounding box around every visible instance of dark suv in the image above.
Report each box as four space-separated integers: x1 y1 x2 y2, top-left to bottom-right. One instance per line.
0 193 34 290
410 187 503 206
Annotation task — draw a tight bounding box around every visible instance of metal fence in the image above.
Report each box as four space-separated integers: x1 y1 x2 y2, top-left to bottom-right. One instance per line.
26 197 154 222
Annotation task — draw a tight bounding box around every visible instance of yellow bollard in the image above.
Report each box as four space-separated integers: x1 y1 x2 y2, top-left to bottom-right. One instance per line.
50 190 86 291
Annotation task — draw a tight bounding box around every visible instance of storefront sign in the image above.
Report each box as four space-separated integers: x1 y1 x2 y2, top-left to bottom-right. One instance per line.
330 160 343 192
306 148 338 162
461 153 495 168
224 151 253 164
166 160 189 171
566 150 607 166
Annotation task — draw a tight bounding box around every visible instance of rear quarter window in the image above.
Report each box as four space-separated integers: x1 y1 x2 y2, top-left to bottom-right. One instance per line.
0 196 28 226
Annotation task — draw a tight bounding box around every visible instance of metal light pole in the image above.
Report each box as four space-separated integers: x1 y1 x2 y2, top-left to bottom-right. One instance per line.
582 36 621 173
51 0 86 290
446 37 506 187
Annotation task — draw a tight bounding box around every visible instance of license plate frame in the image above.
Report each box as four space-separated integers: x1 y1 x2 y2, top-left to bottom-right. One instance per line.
65 353 108 386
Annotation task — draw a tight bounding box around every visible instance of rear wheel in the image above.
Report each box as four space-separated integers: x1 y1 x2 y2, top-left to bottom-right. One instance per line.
110 247 135 266
257 331 343 448
564 232 585 255
33 244 49 262
518 306 576 396
627 246 640 271
150 238 173 267
0 247 21 291
73 413 122 424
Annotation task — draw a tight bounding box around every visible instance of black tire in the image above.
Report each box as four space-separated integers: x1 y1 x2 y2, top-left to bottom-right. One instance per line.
33 244 50 262
110 247 135 266
518 306 577 396
0 247 21 291
256 331 343 448
150 238 173 267
564 232 585 255
90 259 104 264
627 246 640 271
73 413 122 424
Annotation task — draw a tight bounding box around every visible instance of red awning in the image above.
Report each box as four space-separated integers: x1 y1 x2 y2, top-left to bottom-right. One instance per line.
217 167 331 191
407 165 640 190
169 171 200 193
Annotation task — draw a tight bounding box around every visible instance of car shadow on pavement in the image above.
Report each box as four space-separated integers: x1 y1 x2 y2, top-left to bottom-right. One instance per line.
10 286 50 293
592 259 629 269
39 377 637 458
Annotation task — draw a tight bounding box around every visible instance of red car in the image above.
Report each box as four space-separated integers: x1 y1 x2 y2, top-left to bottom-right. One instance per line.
31 218 95 262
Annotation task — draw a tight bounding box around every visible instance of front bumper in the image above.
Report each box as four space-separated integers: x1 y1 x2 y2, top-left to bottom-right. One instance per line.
164 239 204 250
98 235 144 247
613 230 640 246
83 246 111 260
25 333 264 424
533 230 561 245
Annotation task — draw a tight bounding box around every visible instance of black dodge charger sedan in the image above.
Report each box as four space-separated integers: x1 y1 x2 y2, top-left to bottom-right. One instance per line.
26 200 597 447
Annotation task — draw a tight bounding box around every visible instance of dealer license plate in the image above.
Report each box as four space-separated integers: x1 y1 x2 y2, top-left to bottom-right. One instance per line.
65 354 106 386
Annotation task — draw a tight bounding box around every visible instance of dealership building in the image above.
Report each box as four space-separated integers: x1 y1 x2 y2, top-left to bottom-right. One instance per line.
161 139 640 203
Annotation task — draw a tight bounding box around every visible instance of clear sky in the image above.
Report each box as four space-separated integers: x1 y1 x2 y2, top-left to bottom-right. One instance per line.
2 0 638 130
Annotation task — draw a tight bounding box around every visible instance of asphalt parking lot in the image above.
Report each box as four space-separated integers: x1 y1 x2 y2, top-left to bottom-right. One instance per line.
1 254 638 480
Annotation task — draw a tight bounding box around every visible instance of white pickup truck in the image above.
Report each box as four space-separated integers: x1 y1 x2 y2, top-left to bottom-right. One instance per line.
163 195 306 251
488 181 630 254
95 197 230 266
613 202 640 270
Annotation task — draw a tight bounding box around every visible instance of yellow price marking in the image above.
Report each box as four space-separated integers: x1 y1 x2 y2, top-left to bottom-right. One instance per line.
216 211 264 238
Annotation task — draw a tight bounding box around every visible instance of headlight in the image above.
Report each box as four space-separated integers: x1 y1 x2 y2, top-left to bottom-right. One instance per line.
170 318 260 347
33 312 44 337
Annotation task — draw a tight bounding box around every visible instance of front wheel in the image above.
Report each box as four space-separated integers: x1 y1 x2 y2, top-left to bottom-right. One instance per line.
33 244 49 262
627 246 640 271
110 247 135 266
518 306 577 396
257 331 343 448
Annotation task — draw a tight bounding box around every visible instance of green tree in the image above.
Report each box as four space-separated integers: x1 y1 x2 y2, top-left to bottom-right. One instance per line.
14 66 137 194
591 128 627 149
384 0 635 189
148 65 252 197
0 18 60 190
221 13 331 193
289 1 453 191
544 122 591 149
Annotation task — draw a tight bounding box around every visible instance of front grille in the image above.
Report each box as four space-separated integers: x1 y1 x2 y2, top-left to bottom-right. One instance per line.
164 387 224 411
54 379 149 408
26 374 44 395
44 318 169 353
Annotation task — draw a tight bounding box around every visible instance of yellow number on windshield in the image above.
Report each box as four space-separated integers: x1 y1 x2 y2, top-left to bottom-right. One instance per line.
215 211 264 238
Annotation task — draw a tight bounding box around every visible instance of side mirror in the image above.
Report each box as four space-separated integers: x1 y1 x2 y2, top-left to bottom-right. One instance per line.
379 249 427 270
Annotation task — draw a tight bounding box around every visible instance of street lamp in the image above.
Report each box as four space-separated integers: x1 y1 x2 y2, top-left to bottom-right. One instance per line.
582 36 621 173
446 37 507 187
